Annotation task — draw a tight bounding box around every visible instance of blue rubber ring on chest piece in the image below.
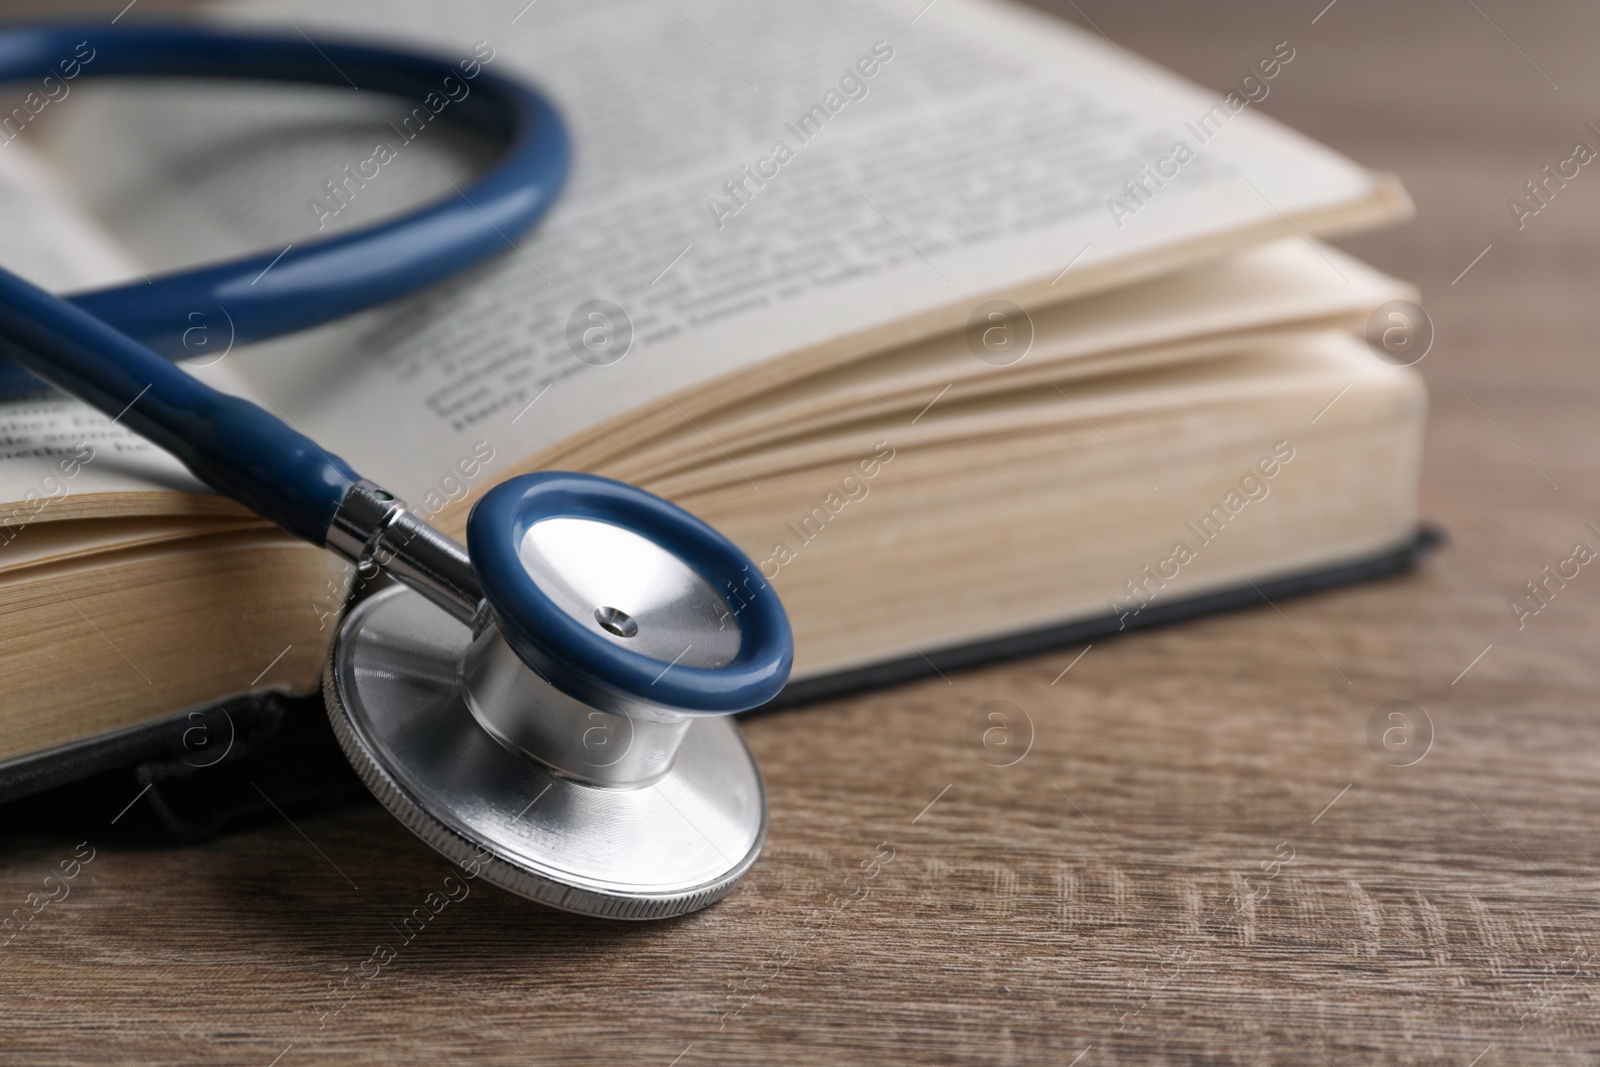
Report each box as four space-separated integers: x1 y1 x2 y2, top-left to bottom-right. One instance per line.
466 472 793 716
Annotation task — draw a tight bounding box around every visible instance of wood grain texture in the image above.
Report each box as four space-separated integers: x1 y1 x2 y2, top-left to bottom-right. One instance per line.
6 0 1600 1063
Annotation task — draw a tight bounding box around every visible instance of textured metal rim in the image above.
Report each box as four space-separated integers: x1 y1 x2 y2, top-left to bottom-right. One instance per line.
322 587 767 921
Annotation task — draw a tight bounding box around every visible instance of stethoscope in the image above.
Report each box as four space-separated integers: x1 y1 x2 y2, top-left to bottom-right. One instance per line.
0 25 792 920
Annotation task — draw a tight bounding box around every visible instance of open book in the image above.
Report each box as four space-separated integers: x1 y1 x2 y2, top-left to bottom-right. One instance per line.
0 0 1425 779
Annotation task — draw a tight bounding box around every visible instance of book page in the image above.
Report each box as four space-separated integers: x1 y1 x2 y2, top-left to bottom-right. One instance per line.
35 0 1407 503
564 239 1414 482
0 137 134 292
0 143 213 518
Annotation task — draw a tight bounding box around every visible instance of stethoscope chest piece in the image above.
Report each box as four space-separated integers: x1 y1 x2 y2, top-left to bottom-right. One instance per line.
324 473 791 920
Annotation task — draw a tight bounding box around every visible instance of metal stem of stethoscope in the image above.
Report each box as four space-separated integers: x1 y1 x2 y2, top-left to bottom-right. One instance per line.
0 24 792 919
326 482 484 624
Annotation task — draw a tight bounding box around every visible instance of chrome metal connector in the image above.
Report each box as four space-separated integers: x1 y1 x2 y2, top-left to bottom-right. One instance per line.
326 480 483 625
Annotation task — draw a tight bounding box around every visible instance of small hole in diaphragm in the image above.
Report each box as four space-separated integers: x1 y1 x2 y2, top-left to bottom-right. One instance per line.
594 605 639 638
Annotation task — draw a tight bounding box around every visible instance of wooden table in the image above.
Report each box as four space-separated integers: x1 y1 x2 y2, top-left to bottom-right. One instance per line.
6 1 1600 1063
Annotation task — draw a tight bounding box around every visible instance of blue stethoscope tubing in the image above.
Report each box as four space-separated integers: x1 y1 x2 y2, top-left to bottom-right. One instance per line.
0 22 569 539
0 23 570 397
0 23 794 716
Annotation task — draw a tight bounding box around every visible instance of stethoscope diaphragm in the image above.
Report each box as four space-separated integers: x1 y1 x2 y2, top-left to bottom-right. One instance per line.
326 583 767 920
